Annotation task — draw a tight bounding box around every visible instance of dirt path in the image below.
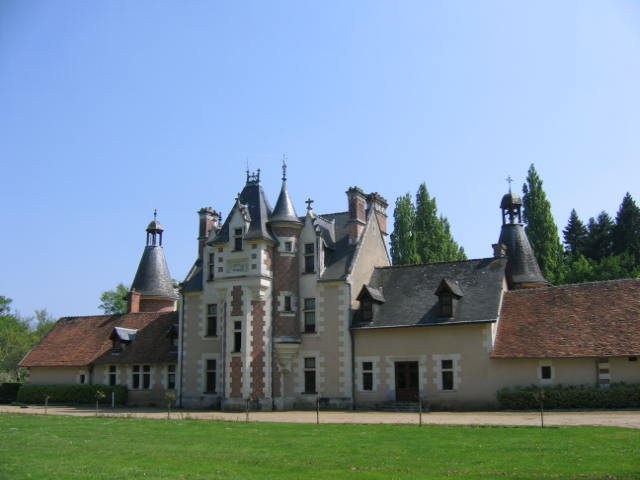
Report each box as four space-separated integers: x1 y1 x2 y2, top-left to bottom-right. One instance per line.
2 405 639 428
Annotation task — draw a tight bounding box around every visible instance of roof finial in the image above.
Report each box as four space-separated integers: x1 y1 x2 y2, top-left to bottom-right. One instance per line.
153 209 157 221
282 154 287 182
305 198 314 211
506 175 513 193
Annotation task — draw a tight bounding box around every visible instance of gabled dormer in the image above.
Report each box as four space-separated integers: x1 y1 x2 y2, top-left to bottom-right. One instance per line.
354 284 386 325
434 278 463 319
110 327 138 353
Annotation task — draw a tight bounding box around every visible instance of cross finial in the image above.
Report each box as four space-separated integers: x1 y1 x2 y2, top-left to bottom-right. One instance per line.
153 209 157 220
282 154 287 182
506 175 513 192
305 198 314 211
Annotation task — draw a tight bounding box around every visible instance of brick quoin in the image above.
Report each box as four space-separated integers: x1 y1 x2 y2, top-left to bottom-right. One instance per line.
231 286 243 316
250 300 266 398
230 357 243 398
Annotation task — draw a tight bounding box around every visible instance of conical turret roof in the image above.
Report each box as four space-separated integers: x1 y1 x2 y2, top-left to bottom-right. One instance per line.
270 180 301 224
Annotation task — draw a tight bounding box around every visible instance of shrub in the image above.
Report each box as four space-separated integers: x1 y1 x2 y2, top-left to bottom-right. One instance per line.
0 383 22 403
16 384 128 405
497 383 640 410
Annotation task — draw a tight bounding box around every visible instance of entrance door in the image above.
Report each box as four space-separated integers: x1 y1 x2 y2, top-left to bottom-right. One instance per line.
395 361 419 402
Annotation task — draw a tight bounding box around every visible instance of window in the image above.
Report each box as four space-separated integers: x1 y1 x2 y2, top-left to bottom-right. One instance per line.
362 362 373 391
207 253 215 280
79 374 86 385
540 365 552 380
441 359 454 390
361 300 373 322
304 243 315 273
304 298 316 333
167 365 176 389
233 321 242 352
132 365 151 389
205 359 216 393
234 228 243 251
284 295 292 312
284 241 293 252
206 304 218 337
304 357 316 394
440 294 453 317
108 365 117 386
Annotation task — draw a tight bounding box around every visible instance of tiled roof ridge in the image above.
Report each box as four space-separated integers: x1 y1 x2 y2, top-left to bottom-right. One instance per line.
506 277 640 295
316 211 348 220
378 257 497 270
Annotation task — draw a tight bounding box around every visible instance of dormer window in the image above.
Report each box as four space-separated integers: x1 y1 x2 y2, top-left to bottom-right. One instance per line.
435 278 463 319
234 228 243 251
207 253 215 280
439 294 453 317
355 285 385 325
361 300 373 322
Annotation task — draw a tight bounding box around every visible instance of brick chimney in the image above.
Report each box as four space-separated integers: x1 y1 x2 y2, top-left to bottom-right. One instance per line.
346 187 367 244
127 289 141 313
367 192 388 236
198 207 220 259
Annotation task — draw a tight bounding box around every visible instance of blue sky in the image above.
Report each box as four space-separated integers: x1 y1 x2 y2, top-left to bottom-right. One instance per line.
2 1 640 319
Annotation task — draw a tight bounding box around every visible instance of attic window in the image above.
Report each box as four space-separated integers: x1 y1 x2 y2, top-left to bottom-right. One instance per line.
361 300 373 322
440 294 453 317
234 228 243 251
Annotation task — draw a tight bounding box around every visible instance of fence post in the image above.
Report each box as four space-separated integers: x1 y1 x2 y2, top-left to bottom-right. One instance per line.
316 395 320 425
245 398 250 423
418 394 423 427
111 391 115 409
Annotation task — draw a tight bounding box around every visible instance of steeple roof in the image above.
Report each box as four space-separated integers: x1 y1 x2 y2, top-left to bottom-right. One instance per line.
270 164 301 224
130 214 177 299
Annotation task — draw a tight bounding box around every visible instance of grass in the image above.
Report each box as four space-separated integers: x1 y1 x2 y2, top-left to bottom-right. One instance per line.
1 414 639 480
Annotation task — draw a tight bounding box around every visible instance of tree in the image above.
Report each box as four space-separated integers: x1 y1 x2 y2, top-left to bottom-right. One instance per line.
562 209 588 259
390 193 419 265
99 283 129 314
391 183 466 265
612 192 640 263
584 212 614 261
0 296 56 381
522 164 564 283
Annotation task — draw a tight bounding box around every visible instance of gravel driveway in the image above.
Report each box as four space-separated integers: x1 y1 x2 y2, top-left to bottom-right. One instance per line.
2 405 639 428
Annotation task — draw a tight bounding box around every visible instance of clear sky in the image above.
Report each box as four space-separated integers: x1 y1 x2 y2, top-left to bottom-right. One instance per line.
2 1 640 319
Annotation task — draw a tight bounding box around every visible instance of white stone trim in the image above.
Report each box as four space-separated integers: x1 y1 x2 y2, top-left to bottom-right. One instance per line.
276 236 297 254
199 353 221 394
385 355 428 396
537 360 554 385
336 284 352 396
295 351 324 395
355 356 380 392
432 354 461 391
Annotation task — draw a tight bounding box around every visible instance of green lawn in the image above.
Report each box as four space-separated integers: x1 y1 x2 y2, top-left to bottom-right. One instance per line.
0 414 638 480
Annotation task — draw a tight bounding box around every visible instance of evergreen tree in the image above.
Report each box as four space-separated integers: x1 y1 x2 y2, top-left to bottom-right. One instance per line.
612 192 640 262
440 216 466 261
562 209 588 258
390 193 419 265
584 212 614 261
521 164 564 282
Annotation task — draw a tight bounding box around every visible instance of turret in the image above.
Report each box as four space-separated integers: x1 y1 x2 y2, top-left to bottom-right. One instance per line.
128 211 178 313
495 190 550 289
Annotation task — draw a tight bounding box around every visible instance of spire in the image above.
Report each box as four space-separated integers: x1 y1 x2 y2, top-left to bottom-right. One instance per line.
496 190 550 289
128 213 178 313
270 161 302 225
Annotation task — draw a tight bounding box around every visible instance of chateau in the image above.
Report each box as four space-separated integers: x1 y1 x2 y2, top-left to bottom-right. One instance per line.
20 168 640 410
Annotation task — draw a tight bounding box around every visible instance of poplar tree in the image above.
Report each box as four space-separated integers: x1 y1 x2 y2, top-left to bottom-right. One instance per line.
391 184 465 265
562 209 588 258
522 164 563 282
390 193 419 265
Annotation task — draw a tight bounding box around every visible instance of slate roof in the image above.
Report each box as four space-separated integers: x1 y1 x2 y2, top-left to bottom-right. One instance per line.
317 212 358 281
270 181 302 224
130 246 178 299
19 312 178 367
492 278 640 358
353 258 508 329
212 180 276 244
498 223 549 287
181 258 203 293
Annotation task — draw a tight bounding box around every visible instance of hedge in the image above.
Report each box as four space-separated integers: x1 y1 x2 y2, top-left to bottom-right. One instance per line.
16 384 128 406
0 383 22 403
497 383 640 410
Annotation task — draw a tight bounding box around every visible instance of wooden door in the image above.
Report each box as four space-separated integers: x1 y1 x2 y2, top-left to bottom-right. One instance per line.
395 361 419 402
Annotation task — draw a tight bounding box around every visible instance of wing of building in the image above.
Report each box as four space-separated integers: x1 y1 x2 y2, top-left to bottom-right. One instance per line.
20 170 640 410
